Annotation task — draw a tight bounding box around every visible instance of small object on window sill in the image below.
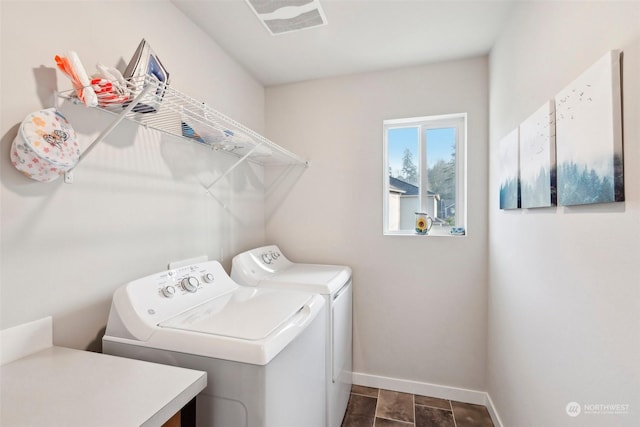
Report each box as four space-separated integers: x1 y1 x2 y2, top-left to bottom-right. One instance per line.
450 227 466 236
414 212 433 235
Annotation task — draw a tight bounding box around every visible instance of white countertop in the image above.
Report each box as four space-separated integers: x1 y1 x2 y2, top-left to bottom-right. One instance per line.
1 346 207 427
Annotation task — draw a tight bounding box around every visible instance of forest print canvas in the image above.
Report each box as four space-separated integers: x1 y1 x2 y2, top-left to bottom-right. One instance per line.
519 101 556 208
499 128 520 210
555 50 624 206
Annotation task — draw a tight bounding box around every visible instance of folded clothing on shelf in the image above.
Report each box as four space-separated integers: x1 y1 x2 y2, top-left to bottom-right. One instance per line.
10 108 80 182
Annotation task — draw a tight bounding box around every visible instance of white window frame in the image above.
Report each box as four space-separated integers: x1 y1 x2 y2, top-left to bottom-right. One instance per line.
383 113 467 236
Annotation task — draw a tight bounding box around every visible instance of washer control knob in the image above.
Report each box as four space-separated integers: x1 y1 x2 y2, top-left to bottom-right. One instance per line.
182 276 199 293
203 273 214 283
261 253 273 264
161 285 176 298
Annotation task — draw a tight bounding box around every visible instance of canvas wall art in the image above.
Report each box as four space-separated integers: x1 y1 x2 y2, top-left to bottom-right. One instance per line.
499 128 520 210
555 50 624 206
519 101 556 208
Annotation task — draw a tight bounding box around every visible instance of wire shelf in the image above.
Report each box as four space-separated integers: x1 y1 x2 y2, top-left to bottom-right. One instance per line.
58 75 308 167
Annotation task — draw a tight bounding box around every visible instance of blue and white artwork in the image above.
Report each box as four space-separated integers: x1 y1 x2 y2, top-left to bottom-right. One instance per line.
555 50 624 206
519 101 556 208
499 128 520 210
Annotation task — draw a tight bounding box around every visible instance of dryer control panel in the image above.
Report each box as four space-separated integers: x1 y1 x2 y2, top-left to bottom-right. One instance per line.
259 248 282 265
240 245 292 270
231 245 353 295
231 245 296 286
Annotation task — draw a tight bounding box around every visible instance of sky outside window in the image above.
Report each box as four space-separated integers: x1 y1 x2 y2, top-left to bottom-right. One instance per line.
388 127 418 178
425 128 456 167
388 127 455 177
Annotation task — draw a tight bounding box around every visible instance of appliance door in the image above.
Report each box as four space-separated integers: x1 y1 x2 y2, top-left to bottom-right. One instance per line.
331 280 352 383
159 287 312 341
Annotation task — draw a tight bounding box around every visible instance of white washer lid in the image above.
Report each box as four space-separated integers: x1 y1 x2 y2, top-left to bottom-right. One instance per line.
263 264 352 295
159 287 311 341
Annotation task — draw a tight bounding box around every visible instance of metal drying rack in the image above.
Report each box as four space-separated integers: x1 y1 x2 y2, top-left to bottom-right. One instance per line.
57 75 309 186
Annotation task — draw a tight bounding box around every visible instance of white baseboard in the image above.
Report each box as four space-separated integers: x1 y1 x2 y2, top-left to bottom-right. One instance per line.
485 392 505 427
352 371 503 427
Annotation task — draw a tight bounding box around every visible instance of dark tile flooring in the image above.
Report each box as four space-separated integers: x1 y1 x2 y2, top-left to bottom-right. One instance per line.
341 385 495 427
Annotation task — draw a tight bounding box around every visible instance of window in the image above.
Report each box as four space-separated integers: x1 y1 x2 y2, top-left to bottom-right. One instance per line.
383 114 466 236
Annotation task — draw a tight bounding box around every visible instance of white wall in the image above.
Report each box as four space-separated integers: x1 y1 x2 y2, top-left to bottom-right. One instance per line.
0 1 267 350
488 2 640 427
265 57 489 391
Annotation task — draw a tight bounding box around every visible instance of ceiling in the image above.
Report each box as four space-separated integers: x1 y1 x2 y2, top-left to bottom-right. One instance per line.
171 0 514 86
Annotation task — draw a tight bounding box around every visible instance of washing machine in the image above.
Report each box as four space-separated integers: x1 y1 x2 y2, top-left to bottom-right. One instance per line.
103 259 326 427
231 245 352 427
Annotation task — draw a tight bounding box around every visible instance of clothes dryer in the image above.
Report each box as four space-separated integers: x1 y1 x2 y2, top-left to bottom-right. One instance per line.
231 245 352 427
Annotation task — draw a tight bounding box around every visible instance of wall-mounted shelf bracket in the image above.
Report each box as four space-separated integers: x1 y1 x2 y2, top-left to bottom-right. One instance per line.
62 83 155 184
204 141 267 192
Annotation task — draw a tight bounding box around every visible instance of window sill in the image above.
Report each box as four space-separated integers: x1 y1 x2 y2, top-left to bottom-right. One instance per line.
383 229 467 237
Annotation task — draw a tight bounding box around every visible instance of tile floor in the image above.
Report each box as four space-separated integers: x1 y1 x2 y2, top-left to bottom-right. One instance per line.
341 385 495 427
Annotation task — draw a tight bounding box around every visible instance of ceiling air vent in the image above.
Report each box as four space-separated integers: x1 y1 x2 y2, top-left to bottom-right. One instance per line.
244 0 327 35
